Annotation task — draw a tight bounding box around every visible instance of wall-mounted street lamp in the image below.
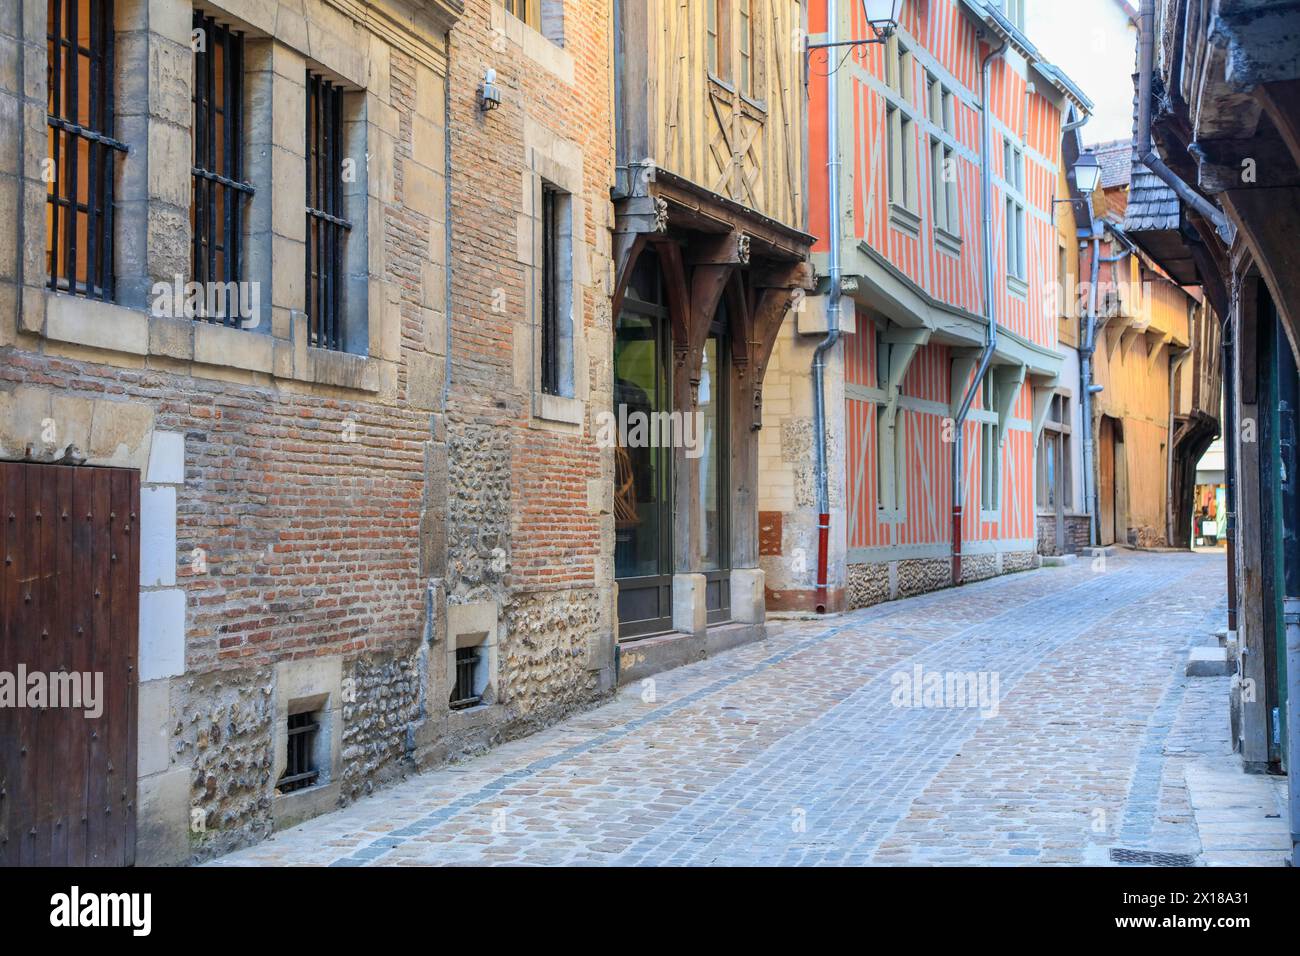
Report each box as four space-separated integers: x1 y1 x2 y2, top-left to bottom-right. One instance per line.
806 0 901 54
1053 151 1103 207
1072 150 1102 194
479 69 501 111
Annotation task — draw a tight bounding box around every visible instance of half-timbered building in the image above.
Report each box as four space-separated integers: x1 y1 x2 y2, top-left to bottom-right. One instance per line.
610 0 814 673
761 0 1089 612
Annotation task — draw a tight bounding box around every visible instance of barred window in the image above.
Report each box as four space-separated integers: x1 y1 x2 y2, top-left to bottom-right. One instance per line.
46 0 127 300
190 12 252 324
305 72 352 351
539 182 573 397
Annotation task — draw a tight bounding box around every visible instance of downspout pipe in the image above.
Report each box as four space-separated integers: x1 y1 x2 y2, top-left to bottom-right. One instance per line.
950 35 1007 586
1222 310 1238 635
812 0 843 614
1166 345 1191 545
1081 232 1130 547
1136 0 1234 244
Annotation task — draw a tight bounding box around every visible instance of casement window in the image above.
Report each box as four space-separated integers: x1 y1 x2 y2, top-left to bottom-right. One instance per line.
707 0 722 76
1003 139 1027 285
927 74 959 243
46 0 126 300
707 0 761 96
540 182 574 397
738 0 754 95
981 376 1000 512
885 37 917 218
503 0 540 31
875 329 906 515
1036 394 1072 510
191 12 252 325
1058 242 1070 318
305 72 353 352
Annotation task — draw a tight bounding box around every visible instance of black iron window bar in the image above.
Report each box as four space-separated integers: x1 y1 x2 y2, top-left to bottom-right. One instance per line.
540 184 560 395
278 712 320 793
305 72 352 352
47 0 127 301
191 11 253 327
450 647 482 710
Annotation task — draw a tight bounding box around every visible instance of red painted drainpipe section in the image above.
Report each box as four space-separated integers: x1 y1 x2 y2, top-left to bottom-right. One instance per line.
951 505 963 586
815 512 831 613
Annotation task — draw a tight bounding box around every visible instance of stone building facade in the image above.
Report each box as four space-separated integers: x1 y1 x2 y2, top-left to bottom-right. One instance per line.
0 0 616 865
430 0 617 756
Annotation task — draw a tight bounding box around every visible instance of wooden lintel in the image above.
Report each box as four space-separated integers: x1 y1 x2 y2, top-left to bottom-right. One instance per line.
687 230 751 266
750 260 816 290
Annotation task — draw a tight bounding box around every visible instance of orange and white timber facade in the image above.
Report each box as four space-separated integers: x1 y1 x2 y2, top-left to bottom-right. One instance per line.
758 0 1091 612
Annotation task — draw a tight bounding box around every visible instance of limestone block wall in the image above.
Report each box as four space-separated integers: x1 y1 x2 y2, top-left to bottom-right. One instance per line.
757 309 848 612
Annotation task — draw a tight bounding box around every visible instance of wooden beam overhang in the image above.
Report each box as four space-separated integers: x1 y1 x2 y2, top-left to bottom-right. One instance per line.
993 364 1027 447
613 164 815 264
848 239 1064 380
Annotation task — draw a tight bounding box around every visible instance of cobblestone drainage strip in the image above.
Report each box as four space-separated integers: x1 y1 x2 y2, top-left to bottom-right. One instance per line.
1109 848 1196 866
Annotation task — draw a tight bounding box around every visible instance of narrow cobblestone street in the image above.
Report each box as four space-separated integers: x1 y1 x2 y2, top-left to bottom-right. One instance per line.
213 551 1287 866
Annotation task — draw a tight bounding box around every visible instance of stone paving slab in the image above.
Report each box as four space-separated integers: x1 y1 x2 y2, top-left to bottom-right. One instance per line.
210 550 1286 867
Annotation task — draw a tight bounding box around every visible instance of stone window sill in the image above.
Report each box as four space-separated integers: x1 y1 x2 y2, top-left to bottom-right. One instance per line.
536 392 584 426
935 227 962 258
36 291 381 394
889 203 921 238
1006 275 1029 300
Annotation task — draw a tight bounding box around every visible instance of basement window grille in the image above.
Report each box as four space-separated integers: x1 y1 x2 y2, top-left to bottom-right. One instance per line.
46 0 127 300
450 647 483 710
305 72 352 351
278 712 321 793
191 11 252 325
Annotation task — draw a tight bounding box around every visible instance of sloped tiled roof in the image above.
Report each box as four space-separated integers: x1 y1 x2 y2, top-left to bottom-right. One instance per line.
1121 71 1181 234
1124 162 1181 232
1091 139 1133 189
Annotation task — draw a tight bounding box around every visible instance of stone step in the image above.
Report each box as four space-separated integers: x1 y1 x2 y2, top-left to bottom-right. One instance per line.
1040 554 1077 567
1186 645 1236 677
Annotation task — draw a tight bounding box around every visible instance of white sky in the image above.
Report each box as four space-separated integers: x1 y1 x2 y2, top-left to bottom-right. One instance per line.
1025 0 1140 145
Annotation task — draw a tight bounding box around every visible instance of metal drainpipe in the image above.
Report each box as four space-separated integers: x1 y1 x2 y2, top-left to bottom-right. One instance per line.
1136 0 1234 244
1166 344 1191 545
1222 310 1238 634
1288 597 1300 866
949 36 1006 586
812 0 842 614
1081 236 1129 547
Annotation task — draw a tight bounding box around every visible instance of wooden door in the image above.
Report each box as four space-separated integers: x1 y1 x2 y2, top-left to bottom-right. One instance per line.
0 461 139 866
1099 417 1116 546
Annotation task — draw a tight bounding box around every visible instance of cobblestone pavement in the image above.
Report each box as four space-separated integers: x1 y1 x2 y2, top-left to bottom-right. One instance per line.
213 550 1280 867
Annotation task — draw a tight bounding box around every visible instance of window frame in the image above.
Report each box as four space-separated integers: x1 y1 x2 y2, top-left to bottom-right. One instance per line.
304 71 354 352
885 37 918 222
504 0 541 31
980 377 1001 514
926 73 959 246
190 10 254 326
874 329 907 518
1003 138 1027 286
1036 393 1073 511
45 0 127 301
538 180 574 400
